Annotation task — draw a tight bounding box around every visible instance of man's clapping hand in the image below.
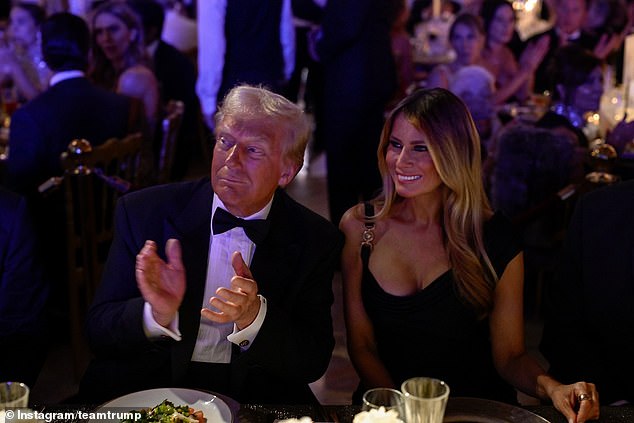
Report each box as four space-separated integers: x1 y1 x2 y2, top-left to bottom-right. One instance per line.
136 239 186 327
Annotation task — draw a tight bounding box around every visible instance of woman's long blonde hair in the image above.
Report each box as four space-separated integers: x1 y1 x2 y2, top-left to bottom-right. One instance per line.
374 88 497 318
89 1 149 90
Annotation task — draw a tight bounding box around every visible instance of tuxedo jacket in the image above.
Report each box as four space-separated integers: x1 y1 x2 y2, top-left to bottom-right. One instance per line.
82 178 342 404
6 77 132 196
540 180 634 404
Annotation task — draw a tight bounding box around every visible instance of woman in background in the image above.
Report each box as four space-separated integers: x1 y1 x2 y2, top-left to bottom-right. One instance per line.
340 88 600 423
426 13 485 89
90 0 159 127
0 2 49 102
480 0 548 104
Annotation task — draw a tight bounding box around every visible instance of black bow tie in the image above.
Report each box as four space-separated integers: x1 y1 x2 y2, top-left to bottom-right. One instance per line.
212 207 270 244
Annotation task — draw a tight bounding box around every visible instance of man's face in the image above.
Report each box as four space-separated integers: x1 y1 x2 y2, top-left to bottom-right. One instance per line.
211 118 296 217
556 0 587 35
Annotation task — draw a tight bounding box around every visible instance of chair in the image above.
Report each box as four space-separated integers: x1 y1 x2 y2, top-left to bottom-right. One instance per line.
60 132 142 376
490 124 577 316
157 100 185 184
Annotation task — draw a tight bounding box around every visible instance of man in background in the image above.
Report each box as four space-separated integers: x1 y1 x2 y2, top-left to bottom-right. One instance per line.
196 0 295 130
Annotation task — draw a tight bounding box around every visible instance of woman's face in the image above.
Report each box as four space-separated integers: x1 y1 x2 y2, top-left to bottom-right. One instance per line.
386 114 443 199
450 23 484 65
572 66 603 113
94 12 136 63
488 5 515 44
8 7 38 48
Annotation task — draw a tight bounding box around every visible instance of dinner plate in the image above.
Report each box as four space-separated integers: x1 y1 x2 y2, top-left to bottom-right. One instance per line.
92 388 234 422
444 397 549 422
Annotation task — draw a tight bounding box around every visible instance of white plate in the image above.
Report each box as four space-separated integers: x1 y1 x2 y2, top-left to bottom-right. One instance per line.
444 397 549 423
92 388 233 422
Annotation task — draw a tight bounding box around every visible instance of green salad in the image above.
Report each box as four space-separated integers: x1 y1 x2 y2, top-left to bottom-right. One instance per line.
122 399 206 423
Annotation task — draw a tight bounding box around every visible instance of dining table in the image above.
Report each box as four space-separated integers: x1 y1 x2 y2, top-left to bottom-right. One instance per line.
29 400 633 423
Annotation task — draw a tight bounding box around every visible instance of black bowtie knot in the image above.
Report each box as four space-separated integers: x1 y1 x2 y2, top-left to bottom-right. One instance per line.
212 207 270 244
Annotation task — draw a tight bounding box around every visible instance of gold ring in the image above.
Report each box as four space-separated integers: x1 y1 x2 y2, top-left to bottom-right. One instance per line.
578 393 592 402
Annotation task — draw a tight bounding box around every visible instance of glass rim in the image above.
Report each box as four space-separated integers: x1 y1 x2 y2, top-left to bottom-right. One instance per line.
362 387 405 407
400 377 450 400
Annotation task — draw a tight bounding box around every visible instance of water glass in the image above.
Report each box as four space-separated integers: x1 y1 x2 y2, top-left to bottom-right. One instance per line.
0 382 29 409
401 377 449 423
362 387 405 417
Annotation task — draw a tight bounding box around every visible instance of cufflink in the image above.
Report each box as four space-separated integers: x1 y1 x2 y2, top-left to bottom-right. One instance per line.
239 340 250 347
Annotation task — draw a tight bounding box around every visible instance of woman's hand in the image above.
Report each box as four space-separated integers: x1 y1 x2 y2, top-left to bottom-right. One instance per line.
544 378 600 423
519 35 549 72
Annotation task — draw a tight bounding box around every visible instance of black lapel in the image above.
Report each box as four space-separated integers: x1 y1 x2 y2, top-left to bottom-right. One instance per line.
250 189 301 304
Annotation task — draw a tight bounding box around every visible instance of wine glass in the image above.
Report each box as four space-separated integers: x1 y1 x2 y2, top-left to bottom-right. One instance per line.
361 388 405 418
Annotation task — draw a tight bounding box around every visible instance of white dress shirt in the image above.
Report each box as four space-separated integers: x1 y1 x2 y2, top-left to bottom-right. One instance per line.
195 0 295 119
143 194 272 363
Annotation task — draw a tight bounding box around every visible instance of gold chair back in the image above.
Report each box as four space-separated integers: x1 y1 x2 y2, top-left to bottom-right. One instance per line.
157 100 185 184
59 132 142 375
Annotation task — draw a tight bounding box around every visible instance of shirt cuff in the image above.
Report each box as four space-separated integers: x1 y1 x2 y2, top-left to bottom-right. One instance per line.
142 302 182 341
227 295 267 350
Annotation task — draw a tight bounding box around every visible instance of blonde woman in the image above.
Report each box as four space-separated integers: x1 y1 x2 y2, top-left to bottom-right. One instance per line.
90 1 159 127
340 88 600 423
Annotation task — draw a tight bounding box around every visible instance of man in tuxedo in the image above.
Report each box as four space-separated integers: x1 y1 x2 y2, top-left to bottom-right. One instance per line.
4 12 138 327
524 0 599 94
81 85 343 404
6 12 136 197
541 180 634 405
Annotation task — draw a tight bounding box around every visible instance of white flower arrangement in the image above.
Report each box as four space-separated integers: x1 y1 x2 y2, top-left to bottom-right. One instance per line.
353 407 404 423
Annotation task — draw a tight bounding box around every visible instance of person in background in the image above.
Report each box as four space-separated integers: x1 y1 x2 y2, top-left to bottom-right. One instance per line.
0 2 49 102
7 12 135 198
80 85 342 404
90 0 159 129
196 0 295 131
127 0 201 181
0 187 48 387
541 179 634 406
524 0 616 94
388 0 415 106
288 0 327 173
5 12 138 333
426 13 485 89
340 88 600 423
448 64 499 151
536 44 603 149
479 0 548 104
313 0 397 225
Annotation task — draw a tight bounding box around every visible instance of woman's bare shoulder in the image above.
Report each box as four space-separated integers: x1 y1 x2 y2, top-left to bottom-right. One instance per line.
339 204 367 239
119 65 157 87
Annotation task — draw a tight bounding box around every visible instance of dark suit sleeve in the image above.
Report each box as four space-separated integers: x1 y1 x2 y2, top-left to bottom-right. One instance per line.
6 109 45 194
0 191 48 335
85 195 159 355
540 194 587 380
236 217 343 387
0 190 48 386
